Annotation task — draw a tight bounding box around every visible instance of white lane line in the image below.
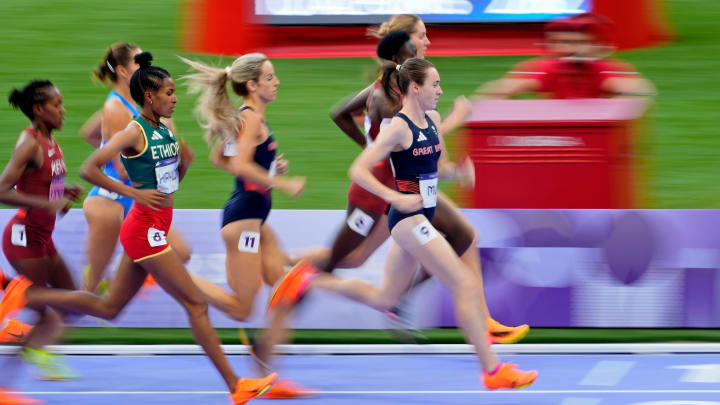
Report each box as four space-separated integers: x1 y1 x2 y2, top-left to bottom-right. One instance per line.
4 343 720 355
670 364 720 383
560 398 602 405
580 360 635 386
15 390 720 395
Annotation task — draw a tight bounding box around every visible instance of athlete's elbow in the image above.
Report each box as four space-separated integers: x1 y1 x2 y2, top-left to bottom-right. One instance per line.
348 163 362 183
78 161 94 184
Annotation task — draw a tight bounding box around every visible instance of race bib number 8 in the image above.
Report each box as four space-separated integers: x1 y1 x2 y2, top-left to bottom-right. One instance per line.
147 227 168 247
412 220 438 245
155 156 179 194
238 231 260 253
11 224 27 247
419 172 438 208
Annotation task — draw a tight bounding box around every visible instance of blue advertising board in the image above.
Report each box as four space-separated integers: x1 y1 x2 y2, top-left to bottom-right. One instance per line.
254 0 592 25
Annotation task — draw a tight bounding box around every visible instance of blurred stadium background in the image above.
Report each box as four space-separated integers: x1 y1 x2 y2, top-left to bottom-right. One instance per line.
0 0 718 210
0 0 719 345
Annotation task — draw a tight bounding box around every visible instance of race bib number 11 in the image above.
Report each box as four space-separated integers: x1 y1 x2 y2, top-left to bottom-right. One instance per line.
238 231 260 253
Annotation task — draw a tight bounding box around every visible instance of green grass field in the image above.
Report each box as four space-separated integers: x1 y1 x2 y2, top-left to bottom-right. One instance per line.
0 0 718 209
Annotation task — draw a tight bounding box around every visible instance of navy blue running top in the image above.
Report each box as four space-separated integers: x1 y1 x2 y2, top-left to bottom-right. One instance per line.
390 112 441 200
227 106 277 196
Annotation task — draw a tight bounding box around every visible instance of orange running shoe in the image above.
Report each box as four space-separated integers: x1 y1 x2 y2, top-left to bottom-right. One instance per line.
261 379 317 399
144 274 157 287
0 276 31 324
268 261 318 311
483 362 538 390
230 372 278 404
0 319 33 343
136 274 159 301
488 318 530 344
0 388 41 404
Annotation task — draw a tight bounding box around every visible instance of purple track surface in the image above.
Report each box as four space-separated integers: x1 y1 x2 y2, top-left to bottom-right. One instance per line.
4 353 720 404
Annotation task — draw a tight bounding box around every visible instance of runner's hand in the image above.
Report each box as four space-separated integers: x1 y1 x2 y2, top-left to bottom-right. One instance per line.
64 184 85 202
452 96 473 121
275 154 288 176
46 199 71 215
457 156 475 189
277 176 305 198
132 188 166 210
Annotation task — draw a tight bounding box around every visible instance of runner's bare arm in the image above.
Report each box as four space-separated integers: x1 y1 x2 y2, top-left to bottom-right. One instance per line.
80 122 164 208
330 85 373 148
0 133 67 212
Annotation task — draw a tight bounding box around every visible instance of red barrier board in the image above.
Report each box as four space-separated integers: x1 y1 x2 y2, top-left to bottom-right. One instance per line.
182 0 672 57
459 98 650 208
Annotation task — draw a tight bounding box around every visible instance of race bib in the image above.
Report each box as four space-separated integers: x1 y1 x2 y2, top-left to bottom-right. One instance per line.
419 172 438 208
98 177 122 200
155 156 179 194
49 175 65 201
412 220 438 245
147 227 168 247
347 208 375 237
268 160 277 178
238 231 260 253
98 187 120 200
11 224 27 247
223 138 237 157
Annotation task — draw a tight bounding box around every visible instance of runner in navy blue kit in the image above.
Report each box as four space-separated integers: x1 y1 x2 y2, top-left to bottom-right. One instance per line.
273 59 538 389
353 61 526 388
299 16 529 344
181 54 315 399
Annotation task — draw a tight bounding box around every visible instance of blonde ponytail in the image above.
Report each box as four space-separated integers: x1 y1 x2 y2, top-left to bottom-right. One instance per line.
180 53 269 145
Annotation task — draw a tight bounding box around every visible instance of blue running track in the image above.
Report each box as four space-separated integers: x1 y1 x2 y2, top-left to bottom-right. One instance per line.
4 353 720 404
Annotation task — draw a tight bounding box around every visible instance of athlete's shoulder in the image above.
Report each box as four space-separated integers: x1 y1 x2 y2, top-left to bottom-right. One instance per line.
238 108 265 134
384 115 413 137
104 96 134 118
125 118 145 134
238 106 262 120
11 130 42 166
425 110 441 126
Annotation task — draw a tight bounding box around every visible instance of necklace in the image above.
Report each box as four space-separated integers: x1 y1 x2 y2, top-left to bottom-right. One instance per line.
141 113 160 126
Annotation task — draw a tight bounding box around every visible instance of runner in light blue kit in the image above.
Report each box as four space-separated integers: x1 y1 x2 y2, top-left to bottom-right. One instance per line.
85 89 136 215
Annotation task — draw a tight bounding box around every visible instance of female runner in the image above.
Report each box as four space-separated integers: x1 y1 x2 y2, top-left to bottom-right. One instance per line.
0 53 277 405
81 43 191 294
275 58 538 389
304 15 528 343
180 52 314 398
0 80 83 381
